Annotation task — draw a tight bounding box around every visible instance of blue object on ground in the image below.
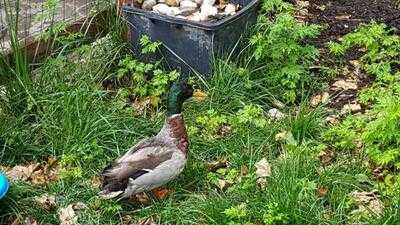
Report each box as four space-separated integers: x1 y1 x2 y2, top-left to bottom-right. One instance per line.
0 172 9 199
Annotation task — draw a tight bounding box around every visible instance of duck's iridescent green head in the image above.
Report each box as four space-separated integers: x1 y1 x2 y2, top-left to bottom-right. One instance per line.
166 80 193 116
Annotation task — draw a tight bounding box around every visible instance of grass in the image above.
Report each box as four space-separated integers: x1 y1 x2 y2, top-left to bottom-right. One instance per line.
0 0 400 224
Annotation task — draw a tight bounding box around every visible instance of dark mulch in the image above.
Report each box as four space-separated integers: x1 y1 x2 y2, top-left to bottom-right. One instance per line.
306 0 400 47
301 0 400 109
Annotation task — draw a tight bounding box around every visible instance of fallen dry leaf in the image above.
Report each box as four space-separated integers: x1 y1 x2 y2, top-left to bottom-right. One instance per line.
351 190 384 215
272 99 285 109
58 202 87 225
317 186 329 197
295 0 309 8
316 4 326 11
341 103 362 114
332 79 358 91
335 14 351 20
152 187 173 200
311 92 329 107
207 159 228 172
255 158 272 178
325 115 340 125
138 217 158 225
257 177 267 190
318 150 335 166
6 164 40 181
10 217 38 225
215 125 233 139
5 158 60 185
35 194 57 210
217 179 229 191
372 167 384 181
192 89 208 101
129 192 150 204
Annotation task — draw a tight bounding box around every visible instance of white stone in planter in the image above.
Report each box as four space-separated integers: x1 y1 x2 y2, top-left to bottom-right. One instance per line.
200 5 218 17
153 4 175 16
171 6 182 15
180 0 198 9
224 3 236 15
201 0 215 6
194 0 203 5
188 11 208 21
142 0 157 10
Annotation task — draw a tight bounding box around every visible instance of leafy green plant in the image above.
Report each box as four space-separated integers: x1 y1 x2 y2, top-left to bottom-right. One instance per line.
110 36 178 109
250 2 320 103
224 203 255 225
263 202 290 225
231 104 268 128
362 95 400 167
323 116 366 151
328 23 400 84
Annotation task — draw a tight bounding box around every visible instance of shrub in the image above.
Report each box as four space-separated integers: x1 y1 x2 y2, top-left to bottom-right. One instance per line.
250 0 320 103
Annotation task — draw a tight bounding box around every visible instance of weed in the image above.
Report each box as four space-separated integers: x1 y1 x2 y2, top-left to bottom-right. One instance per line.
250 0 320 103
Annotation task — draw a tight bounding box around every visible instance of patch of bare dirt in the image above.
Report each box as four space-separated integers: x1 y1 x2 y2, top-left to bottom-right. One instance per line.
306 0 400 48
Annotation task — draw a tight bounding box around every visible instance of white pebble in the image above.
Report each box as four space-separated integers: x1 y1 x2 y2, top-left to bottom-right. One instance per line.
188 12 208 21
142 0 157 10
170 6 182 15
200 5 218 17
224 3 236 15
201 0 215 6
153 4 175 16
180 0 198 9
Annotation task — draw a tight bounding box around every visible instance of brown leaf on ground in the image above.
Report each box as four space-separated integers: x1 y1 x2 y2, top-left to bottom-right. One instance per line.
255 158 272 178
5 158 60 185
325 115 340 125
341 102 362 114
215 125 233 139
257 177 267 190
138 217 158 225
272 99 285 109
128 192 150 204
207 159 228 172
335 14 351 20
6 163 40 181
58 202 87 225
332 79 358 91
311 92 329 107
317 186 329 197
34 194 57 210
10 217 38 225
351 190 384 215
372 167 384 181
192 89 208 101
152 188 173 200
295 0 309 8
318 150 335 166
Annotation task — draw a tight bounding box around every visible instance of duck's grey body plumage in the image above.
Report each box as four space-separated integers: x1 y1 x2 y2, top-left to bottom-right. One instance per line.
100 114 189 199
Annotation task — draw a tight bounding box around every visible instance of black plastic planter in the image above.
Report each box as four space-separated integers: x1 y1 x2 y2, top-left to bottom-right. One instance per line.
123 0 260 77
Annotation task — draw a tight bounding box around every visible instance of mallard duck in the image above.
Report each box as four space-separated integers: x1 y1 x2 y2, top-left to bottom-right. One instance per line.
99 80 193 199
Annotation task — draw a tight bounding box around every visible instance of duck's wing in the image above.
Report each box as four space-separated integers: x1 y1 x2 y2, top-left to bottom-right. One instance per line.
100 144 175 194
117 136 165 162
